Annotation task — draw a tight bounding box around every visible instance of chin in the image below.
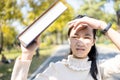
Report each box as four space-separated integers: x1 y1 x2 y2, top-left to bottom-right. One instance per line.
73 55 86 59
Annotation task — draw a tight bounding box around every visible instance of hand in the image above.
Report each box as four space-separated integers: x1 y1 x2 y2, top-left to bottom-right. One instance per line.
21 37 40 60
68 16 107 30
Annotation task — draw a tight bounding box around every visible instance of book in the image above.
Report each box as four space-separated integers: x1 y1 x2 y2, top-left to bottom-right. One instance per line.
17 1 67 47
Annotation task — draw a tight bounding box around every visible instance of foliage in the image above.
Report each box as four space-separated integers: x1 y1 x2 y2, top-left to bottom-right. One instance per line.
114 0 120 11
2 24 18 49
78 0 105 18
0 0 22 21
77 0 120 37
77 0 119 22
0 0 22 50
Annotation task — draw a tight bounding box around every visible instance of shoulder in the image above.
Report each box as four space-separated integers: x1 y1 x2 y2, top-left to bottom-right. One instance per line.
97 55 120 79
99 54 120 67
42 59 68 75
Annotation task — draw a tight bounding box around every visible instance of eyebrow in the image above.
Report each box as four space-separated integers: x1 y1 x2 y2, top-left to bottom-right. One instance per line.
85 33 93 37
75 26 87 33
74 33 93 37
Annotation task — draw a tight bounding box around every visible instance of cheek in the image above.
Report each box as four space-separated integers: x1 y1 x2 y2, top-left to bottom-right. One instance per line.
70 39 75 46
84 39 94 47
69 37 94 47
69 39 77 49
70 38 79 43
85 39 92 44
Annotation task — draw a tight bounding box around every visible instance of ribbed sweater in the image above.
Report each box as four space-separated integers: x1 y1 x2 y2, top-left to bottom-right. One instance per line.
11 55 120 80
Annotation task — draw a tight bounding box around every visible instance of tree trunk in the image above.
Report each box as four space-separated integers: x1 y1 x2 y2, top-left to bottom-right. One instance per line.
55 31 58 45
61 31 64 44
0 27 3 54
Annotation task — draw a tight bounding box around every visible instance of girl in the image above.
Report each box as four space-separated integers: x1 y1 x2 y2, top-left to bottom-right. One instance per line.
11 15 120 80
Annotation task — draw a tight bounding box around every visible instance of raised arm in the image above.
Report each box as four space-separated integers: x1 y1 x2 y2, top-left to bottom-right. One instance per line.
11 38 40 80
68 16 120 50
105 27 120 50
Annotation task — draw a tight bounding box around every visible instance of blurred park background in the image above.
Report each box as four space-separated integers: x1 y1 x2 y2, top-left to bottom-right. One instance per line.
0 0 120 80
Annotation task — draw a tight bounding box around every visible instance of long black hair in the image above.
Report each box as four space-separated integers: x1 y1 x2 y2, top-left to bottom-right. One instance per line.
68 15 98 80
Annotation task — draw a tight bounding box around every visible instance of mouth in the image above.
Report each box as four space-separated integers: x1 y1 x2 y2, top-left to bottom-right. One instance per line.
76 48 85 51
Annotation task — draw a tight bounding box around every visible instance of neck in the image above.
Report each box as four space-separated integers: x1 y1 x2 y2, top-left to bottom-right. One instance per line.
73 55 88 59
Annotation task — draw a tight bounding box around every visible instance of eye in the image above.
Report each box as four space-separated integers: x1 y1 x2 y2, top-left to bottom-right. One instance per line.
84 36 91 39
71 35 78 38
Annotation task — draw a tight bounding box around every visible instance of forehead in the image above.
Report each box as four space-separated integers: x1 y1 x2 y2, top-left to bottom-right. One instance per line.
70 24 93 36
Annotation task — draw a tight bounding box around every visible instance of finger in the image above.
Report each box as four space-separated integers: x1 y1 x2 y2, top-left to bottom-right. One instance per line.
67 19 82 29
67 19 78 25
34 37 40 47
67 19 81 27
74 24 82 32
67 22 74 29
74 22 88 30
73 21 86 29
74 24 88 31
73 17 89 27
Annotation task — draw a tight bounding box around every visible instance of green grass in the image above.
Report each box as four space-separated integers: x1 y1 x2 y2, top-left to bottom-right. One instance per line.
0 45 58 80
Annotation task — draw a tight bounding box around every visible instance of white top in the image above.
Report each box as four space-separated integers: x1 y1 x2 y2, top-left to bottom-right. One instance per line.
11 55 120 80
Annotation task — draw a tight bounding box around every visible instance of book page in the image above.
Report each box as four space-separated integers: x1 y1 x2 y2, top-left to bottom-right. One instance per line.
18 1 67 47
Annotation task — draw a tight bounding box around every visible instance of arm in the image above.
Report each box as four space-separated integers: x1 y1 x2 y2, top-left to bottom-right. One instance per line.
11 38 40 80
11 57 32 80
68 16 120 50
105 28 120 50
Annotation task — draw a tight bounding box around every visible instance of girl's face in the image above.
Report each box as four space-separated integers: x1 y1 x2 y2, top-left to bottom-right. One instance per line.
69 24 95 59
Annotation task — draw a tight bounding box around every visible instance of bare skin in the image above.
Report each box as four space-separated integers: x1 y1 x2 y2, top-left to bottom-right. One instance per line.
69 24 95 59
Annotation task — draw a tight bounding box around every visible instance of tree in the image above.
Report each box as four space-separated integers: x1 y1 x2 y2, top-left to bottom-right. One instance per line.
0 0 22 52
0 25 3 54
2 24 17 50
77 0 106 19
76 0 119 37
114 0 120 26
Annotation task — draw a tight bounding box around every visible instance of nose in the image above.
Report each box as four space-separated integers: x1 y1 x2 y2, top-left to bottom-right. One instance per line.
76 38 84 46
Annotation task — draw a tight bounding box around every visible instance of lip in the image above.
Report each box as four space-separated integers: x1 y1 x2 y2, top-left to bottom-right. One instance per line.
76 48 85 51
